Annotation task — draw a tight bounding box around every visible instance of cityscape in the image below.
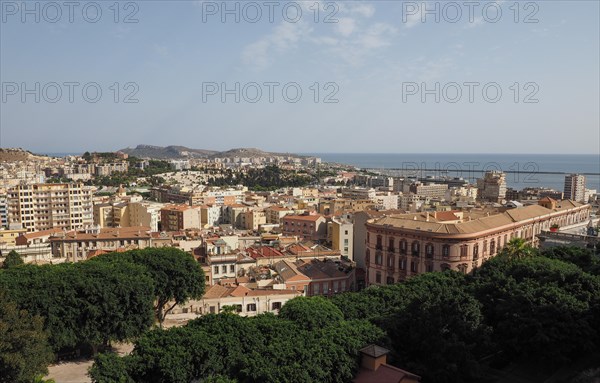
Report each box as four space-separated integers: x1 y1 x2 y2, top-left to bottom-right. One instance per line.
1 1 600 383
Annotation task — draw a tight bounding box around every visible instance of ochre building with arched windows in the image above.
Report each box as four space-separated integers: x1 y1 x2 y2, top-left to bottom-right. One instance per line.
365 198 591 285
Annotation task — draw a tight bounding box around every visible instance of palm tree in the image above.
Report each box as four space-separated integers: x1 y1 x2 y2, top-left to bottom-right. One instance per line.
499 238 537 260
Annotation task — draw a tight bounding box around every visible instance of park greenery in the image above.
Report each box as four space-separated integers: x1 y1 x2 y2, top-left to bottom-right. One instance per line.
2 241 600 382
89 297 384 383
0 248 204 383
206 165 313 190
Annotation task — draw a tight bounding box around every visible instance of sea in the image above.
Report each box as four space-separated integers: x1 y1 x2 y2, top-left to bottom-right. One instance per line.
306 153 600 192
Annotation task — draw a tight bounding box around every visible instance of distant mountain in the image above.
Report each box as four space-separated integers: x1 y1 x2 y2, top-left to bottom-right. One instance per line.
119 145 218 159
119 145 307 160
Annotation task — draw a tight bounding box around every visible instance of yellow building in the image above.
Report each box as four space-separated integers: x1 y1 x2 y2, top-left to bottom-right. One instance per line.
0 227 27 246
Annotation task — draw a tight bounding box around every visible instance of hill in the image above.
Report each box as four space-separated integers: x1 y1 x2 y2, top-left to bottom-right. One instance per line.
119 145 306 160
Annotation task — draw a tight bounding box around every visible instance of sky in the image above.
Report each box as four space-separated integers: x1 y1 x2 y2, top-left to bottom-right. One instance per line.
0 0 598 154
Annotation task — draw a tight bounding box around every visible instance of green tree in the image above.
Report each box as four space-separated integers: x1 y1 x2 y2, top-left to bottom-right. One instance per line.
383 272 490 383
470 256 600 363
278 296 344 330
88 353 133 383
498 237 537 260
541 246 600 275
0 289 54 383
91 300 382 383
2 250 24 269
0 261 155 353
92 248 205 327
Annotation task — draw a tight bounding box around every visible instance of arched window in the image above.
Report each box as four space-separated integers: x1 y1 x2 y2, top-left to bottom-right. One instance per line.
411 241 420 257
425 243 434 258
399 257 407 270
442 244 450 258
400 239 408 254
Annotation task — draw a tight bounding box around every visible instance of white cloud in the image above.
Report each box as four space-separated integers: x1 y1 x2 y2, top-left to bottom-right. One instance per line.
336 17 356 37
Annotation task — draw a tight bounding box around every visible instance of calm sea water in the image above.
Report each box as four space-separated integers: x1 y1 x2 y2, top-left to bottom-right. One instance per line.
308 153 600 192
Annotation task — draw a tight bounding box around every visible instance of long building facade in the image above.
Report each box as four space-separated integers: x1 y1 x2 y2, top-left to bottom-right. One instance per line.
365 199 590 285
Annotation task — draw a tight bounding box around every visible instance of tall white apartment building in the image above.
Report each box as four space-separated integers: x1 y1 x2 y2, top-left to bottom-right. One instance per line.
8 183 94 232
564 174 586 203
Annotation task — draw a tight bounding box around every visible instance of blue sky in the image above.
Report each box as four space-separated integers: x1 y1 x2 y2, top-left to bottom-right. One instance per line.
0 0 598 154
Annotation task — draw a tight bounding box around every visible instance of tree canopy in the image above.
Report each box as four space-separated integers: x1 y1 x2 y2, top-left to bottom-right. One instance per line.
90 247 206 326
0 289 54 383
90 302 383 383
2 250 24 269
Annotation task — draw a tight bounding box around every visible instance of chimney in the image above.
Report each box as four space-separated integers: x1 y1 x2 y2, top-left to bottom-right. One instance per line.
359 345 390 372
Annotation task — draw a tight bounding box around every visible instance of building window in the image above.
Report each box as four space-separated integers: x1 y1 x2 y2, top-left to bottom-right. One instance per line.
333 281 339 293
376 235 383 250
473 244 479 260
375 272 382 283
387 276 394 285
221 265 227 273
458 264 468 274
313 284 320 295
271 302 282 310
323 283 329 295
341 280 346 291
387 255 394 267
375 252 383 265
410 261 417 272
483 240 488 253
411 241 420 257
460 245 468 258
246 304 256 312
490 240 496 254
214 266 219 274
400 240 407 254
399 258 406 270
388 237 395 252
366 249 370 264
230 264 235 273
425 243 434 258
442 244 450 258
441 263 450 271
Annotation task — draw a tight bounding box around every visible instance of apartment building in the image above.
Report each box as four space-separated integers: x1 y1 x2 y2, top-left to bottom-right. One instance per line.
365 199 590 285
160 204 202 231
7 183 94 232
329 216 353 260
341 187 377 200
564 174 586 203
94 161 129 176
265 205 295 225
94 201 162 232
0 197 8 228
477 171 507 203
409 182 448 199
0 227 27 246
281 214 327 242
